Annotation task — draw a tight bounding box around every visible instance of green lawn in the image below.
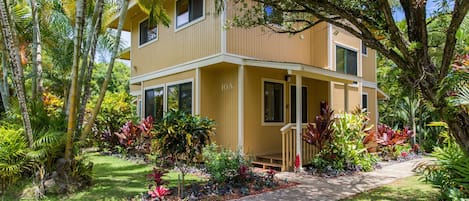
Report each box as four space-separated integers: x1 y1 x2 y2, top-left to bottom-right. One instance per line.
343 176 440 201
2 152 204 201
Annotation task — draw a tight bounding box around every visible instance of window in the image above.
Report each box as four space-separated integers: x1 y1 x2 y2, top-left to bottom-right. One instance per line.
167 82 192 113
336 46 358 76
264 81 284 123
145 87 164 121
139 19 158 46
176 0 203 28
362 43 368 55
362 93 368 111
290 86 307 123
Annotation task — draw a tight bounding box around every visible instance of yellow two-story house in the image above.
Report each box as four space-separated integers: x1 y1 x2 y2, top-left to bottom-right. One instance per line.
108 0 388 171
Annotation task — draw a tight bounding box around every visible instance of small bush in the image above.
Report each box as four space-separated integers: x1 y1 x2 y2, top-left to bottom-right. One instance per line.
376 124 412 160
0 127 28 191
310 110 377 173
202 143 251 185
114 116 154 158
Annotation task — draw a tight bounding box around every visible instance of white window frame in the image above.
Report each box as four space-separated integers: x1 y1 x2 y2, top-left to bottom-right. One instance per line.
174 0 206 32
138 17 158 48
143 84 165 120
334 43 359 76
261 78 286 126
165 78 195 115
362 92 369 111
289 84 308 123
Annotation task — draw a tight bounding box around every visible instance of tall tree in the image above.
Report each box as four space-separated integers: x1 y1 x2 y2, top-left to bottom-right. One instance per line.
0 48 9 111
64 0 86 161
29 0 44 100
0 0 33 147
81 0 129 140
218 0 469 154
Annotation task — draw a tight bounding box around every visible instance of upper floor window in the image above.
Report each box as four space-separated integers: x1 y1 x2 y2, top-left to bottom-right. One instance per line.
139 19 158 46
264 81 284 123
336 46 357 76
167 82 193 113
362 43 368 55
176 0 203 28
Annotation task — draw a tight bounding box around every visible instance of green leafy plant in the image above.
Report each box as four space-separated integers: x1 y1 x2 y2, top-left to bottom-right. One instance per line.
153 109 215 197
310 109 377 173
376 124 412 160
0 127 29 192
418 122 469 200
202 143 252 186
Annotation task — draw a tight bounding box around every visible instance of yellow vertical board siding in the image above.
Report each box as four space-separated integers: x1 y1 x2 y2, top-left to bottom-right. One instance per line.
362 49 377 82
332 84 360 113
331 27 361 73
244 67 287 156
200 64 239 151
130 0 221 77
130 85 141 92
143 70 196 88
310 23 329 68
363 87 378 128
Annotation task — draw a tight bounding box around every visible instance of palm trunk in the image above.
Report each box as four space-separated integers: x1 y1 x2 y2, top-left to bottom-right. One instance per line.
81 0 129 139
65 0 86 161
77 0 104 132
1 51 10 111
29 0 43 100
0 0 33 147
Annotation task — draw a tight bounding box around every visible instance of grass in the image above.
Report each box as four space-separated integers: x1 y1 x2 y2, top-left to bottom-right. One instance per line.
1 152 204 201
343 175 440 201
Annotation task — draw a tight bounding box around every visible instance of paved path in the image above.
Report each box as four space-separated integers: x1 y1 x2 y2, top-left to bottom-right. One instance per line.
236 158 427 201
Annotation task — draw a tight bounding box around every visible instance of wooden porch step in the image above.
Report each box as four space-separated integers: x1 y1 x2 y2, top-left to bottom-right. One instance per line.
251 161 282 170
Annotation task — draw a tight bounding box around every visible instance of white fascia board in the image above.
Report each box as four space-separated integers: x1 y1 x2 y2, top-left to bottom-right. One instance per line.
301 65 362 83
362 80 378 89
243 59 302 71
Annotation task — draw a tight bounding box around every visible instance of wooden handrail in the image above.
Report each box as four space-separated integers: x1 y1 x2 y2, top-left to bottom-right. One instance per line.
280 123 310 133
280 122 318 171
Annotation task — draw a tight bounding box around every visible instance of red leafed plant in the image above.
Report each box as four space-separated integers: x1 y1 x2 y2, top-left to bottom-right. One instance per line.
148 167 168 186
376 124 412 159
148 185 170 200
114 116 154 156
302 104 334 150
295 154 300 171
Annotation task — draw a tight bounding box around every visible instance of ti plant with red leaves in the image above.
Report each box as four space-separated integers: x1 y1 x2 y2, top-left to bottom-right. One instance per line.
376 124 412 160
148 167 169 186
148 186 170 200
114 116 154 156
146 167 171 201
302 105 334 150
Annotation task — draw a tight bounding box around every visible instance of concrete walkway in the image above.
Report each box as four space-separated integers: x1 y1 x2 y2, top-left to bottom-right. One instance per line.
236 158 427 201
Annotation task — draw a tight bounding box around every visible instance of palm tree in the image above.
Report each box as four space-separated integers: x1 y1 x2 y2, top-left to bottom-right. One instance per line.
0 0 34 147
81 0 130 140
64 0 87 161
29 0 44 100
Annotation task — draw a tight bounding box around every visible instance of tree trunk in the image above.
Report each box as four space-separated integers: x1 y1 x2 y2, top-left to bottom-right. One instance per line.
0 51 9 111
65 0 86 161
81 0 129 139
77 0 104 133
445 110 469 156
29 0 43 100
0 0 33 147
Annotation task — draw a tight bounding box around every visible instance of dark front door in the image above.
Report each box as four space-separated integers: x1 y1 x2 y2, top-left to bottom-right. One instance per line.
290 86 307 123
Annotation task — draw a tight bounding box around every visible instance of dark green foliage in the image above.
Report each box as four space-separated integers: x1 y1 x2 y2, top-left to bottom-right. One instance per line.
202 143 251 185
153 109 215 163
311 110 377 172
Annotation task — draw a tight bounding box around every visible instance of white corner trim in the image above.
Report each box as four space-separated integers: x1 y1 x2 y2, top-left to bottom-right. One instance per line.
195 68 201 115
238 65 244 152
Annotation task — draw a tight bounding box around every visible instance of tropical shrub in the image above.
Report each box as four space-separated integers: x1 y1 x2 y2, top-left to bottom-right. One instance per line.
153 109 215 196
376 124 412 160
418 122 469 200
114 116 154 157
202 143 251 185
0 127 29 192
91 92 136 151
302 105 334 150
310 110 377 173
